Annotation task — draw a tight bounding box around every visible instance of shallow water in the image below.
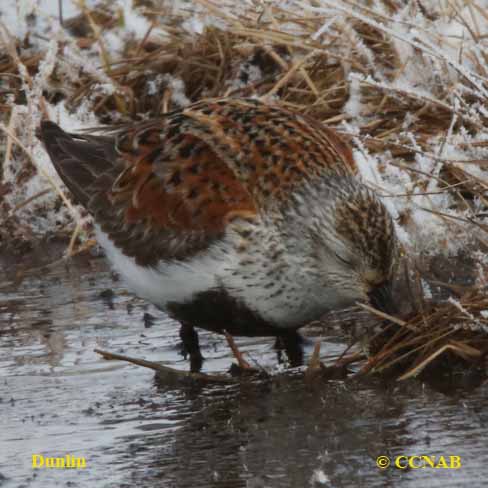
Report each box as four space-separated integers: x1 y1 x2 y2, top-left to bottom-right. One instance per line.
1 247 488 487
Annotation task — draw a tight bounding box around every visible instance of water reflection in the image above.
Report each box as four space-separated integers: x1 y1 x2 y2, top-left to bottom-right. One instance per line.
1 248 488 487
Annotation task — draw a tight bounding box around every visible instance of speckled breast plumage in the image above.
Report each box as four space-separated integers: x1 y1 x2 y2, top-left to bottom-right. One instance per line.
38 97 397 337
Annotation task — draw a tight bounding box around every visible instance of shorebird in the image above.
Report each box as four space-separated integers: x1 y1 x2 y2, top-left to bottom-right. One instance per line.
38 98 398 372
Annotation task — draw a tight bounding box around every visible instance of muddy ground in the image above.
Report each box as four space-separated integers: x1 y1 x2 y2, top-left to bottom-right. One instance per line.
1 243 488 487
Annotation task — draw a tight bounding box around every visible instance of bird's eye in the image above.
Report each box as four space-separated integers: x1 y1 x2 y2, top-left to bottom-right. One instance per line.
335 252 351 266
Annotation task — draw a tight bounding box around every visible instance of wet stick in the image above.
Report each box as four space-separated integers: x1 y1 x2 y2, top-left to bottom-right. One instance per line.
94 349 233 383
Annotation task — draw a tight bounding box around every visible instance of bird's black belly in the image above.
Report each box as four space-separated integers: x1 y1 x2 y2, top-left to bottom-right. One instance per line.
166 289 298 337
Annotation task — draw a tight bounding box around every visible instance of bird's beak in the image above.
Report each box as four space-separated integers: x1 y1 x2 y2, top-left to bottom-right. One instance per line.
368 281 397 315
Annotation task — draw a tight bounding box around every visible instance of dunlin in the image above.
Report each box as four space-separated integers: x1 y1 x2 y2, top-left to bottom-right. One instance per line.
38 98 398 371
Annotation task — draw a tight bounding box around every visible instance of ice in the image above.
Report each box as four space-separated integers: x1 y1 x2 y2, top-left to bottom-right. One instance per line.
421 279 433 300
343 74 362 118
310 468 330 485
448 297 475 321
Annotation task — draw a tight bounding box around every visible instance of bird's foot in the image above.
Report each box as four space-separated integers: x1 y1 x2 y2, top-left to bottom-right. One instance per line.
179 322 204 373
274 331 305 367
224 330 259 375
304 341 325 382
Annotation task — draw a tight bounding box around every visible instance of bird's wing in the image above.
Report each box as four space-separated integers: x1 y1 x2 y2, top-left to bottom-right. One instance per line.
177 98 357 207
38 98 355 265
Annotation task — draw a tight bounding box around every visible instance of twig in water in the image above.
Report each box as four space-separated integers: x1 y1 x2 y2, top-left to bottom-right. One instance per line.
94 349 233 383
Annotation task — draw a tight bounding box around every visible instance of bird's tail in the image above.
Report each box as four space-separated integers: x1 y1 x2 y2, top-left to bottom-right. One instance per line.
37 121 116 207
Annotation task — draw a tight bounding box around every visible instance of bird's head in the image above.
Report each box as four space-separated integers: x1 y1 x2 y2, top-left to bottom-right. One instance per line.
321 181 399 314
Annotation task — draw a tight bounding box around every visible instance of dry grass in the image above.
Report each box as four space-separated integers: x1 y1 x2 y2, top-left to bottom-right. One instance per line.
356 286 488 380
2 1 488 245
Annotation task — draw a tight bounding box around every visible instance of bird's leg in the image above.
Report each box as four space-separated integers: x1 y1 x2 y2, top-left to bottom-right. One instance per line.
179 322 204 373
275 330 304 367
223 330 254 370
